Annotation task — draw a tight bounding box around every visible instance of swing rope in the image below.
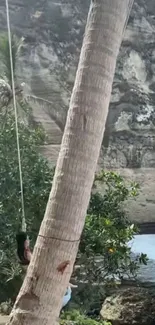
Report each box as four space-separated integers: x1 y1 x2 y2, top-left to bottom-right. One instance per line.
5 0 26 233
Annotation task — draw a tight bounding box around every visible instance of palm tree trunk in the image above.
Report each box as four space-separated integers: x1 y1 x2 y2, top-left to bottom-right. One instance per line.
7 0 134 324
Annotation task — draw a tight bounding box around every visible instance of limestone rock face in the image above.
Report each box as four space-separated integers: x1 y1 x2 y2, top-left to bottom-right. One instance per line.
0 0 155 223
100 287 155 325
102 1 155 171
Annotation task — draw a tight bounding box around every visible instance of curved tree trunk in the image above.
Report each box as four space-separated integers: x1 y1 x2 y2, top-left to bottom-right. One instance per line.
7 1 134 324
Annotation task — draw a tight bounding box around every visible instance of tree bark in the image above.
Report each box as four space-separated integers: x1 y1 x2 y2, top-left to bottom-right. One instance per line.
7 1 134 324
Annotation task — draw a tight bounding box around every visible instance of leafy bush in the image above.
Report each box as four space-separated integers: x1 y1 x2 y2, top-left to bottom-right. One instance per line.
77 171 148 285
60 310 111 325
0 106 54 301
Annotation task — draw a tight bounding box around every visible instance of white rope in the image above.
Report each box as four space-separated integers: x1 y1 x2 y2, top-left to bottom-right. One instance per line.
5 0 26 232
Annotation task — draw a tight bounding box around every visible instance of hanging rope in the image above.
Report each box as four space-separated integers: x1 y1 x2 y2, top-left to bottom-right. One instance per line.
5 0 26 232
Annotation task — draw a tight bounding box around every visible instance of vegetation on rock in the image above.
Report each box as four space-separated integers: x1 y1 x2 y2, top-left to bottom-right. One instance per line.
60 310 111 325
78 171 147 285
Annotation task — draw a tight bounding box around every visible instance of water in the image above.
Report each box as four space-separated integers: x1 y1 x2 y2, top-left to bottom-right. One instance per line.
129 235 155 282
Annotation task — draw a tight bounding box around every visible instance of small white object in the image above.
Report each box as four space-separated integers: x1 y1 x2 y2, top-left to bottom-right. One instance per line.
62 286 72 308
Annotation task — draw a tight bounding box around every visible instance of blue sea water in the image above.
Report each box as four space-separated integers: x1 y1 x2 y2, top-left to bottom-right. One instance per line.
129 235 155 282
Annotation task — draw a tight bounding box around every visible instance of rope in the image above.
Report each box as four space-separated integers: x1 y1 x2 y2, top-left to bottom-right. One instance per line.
38 234 80 243
5 0 26 232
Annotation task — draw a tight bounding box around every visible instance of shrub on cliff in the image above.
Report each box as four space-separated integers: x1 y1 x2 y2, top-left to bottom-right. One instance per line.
79 170 147 284
60 310 111 325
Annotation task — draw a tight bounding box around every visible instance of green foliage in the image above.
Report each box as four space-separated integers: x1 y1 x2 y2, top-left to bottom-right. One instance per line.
0 33 23 84
0 106 54 301
77 171 148 284
60 310 111 325
69 283 106 314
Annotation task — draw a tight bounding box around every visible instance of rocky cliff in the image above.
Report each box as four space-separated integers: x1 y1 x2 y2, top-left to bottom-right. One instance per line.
0 0 155 223
101 287 155 325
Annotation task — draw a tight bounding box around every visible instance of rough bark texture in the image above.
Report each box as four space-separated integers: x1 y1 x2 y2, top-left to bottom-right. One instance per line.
6 1 132 324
